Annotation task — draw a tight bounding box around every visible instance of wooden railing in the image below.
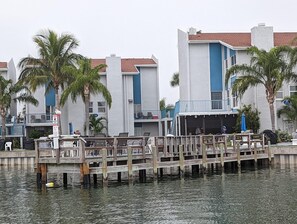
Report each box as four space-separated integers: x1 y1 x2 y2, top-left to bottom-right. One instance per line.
34 134 272 186
35 134 268 164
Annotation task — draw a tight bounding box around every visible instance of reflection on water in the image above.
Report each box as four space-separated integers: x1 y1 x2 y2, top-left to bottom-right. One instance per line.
0 166 297 224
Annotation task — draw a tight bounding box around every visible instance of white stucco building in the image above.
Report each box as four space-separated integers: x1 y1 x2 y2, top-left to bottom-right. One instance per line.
25 55 164 137
0 59 17 117
177 24 297 135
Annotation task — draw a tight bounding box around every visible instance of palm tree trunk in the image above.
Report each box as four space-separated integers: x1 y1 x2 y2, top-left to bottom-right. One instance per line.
269 102 276 132
85 94 90 136
55 87 62 135
1 113 6 139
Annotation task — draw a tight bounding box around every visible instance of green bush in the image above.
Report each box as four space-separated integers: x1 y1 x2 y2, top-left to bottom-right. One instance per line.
28 129 43 139
276 130 292 142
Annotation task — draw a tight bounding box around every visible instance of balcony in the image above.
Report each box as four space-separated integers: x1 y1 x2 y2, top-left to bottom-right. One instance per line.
0 123 25 137
178 100 232 114
25 113 54 126
134 110 161 121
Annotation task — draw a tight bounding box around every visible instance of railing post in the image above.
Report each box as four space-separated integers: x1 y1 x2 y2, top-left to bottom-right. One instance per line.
102 148 108 184
127 147 133 181
113 137 118 160
232 134 236 152
254 142 258 163
220 143 224 168
79 139 85 163
237 142 241 168
56 138 60 164
202 143 207 170
179 145 185 176
142 137 146 158
267 141 272 164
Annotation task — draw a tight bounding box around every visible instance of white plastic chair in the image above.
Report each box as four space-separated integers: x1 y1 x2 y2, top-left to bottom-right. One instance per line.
5 142 12 151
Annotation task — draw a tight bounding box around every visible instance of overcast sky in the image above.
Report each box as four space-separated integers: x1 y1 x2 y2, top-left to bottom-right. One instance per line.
1 0 297 105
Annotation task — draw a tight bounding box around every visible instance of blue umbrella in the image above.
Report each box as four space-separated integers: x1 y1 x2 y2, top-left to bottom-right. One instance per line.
241 113 247 132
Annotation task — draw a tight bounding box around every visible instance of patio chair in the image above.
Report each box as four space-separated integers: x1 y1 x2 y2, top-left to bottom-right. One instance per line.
137 112 144 119
147 112 153 119
5 142 12 151
30 115 36 123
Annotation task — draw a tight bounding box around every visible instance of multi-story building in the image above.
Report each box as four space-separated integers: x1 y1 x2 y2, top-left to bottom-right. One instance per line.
0 59 17 117
176 24 297 135
25 55 166 137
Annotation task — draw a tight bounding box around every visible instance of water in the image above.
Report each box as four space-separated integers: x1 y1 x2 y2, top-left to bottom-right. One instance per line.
0 167 297 224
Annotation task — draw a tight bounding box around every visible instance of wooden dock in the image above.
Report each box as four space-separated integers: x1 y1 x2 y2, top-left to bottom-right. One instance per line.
35 133 272 187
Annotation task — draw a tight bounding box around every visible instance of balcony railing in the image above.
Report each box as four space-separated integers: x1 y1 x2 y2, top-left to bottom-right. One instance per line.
25 113 54 124
178 100 231 113
0 123 25 136
134 110 160 120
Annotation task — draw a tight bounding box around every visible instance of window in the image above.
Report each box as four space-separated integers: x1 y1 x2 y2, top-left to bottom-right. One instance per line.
231 55 236 65
46 106 54 121
89 102 93 113
224 59 228 70
98 101 106 113
232 91 238 108
211 92 222 109
276 89 283 100
290 86 297 96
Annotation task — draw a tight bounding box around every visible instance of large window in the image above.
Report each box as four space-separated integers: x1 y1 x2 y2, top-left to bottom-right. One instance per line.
211 92 222 109
98 101 106 113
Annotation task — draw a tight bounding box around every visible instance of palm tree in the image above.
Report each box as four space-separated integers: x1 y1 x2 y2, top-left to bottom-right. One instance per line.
170 72 179 87
18 29 81 134
277 95 297 127
89 115 107 135
60 58 112 136
225 46 295 132
0 77 38 139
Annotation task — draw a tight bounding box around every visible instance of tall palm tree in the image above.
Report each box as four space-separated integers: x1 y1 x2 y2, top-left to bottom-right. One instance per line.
0 77 38 139
170 72 179 87
277 95 297 126
60 58 112 136
18 29 81 134
225 46 295 132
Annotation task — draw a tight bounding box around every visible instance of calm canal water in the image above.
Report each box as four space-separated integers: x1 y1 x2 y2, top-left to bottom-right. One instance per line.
0 166 296 224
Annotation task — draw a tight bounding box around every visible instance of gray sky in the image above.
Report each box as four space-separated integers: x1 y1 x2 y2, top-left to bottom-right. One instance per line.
1 0 297 105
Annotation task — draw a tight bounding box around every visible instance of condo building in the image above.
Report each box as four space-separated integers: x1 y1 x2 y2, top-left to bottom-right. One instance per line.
24 55 168 137
176 24 297 135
